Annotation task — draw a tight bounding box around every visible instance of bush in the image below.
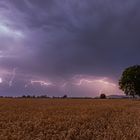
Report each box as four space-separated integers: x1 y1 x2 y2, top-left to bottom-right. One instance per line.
100 94 106 99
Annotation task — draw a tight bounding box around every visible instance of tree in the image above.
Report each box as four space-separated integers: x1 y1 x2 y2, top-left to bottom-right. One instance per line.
22 95 26 98
62 94 68 99
119 65 140 98
27 95 31 98
100 94 106 99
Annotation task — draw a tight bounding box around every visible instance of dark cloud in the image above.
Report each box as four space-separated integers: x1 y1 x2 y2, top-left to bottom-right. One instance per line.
0 0 140 96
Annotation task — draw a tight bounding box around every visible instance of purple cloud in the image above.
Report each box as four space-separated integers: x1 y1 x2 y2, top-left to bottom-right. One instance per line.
0 0 140 96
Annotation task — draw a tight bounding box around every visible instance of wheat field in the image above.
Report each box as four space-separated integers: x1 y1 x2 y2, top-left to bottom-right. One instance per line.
0 99 139 140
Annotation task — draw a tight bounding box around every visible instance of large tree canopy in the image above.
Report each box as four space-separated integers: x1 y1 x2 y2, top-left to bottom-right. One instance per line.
119 65 140 97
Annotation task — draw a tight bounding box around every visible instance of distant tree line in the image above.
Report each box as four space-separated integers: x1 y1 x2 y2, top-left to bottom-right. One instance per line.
0 95 69 99
21 94 69 99
21 95 49 98
0 92 108 99
0 94 95 99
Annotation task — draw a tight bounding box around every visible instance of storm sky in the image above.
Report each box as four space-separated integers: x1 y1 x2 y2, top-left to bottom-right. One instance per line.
0 0 140 97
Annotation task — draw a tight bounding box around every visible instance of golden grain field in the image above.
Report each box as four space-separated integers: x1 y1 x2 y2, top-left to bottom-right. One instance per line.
0 99 140 140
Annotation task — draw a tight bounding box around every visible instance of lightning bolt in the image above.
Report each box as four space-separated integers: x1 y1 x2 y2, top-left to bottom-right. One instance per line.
9 68 17 87
75 78 116 87
31 80 53 86
75 79 94 86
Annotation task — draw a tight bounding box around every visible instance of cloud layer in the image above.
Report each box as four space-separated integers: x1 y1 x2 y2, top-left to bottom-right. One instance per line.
0 0 140 96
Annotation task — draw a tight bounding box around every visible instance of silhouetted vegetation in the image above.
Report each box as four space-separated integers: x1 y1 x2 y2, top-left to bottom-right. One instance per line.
100 94 106 99
0 96 13 98
21 95 50 99
62 94 68 99
119 65 140 98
